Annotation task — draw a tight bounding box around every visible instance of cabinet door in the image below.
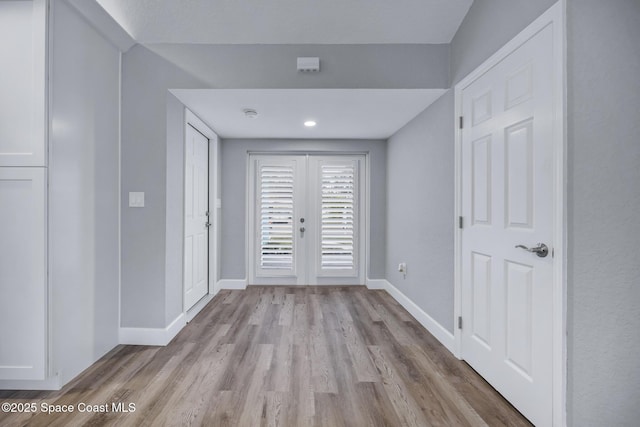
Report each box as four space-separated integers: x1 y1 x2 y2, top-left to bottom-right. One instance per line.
0 0 47 166
0 167 46 380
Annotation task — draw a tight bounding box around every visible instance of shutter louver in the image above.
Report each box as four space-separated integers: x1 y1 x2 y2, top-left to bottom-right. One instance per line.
321 164 355 270
260 165 294 270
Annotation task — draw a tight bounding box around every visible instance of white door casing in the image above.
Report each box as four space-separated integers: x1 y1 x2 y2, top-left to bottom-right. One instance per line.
183 123 209 310
249 154 365 285
455 4 565 427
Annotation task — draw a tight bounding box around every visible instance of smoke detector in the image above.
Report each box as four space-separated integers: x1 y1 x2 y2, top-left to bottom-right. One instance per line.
297 57 320 72
243 108 258 119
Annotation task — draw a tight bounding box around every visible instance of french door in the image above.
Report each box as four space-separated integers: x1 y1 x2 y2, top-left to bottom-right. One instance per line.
249 154 365 285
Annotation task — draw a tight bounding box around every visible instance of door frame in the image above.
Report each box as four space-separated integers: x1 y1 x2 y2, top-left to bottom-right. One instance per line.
246 151 368 286
453 3 566 426
183 109 219 313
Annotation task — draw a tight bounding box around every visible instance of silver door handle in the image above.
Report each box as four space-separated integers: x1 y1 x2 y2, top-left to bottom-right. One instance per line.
515 243 548 258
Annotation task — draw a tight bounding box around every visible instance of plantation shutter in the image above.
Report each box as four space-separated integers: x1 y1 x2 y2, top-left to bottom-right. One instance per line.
320 162 356 271
259 164 294 271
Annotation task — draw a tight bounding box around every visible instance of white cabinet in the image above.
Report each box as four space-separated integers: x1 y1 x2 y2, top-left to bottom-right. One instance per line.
0 0 48 382
0 168 47 380
1 0 122 388
0 0 47 167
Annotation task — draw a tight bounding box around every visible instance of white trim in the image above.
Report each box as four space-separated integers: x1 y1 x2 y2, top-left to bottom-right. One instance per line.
554 3 568 427
365 278 388 290
384 281 457 355
0 374 62 391
245 153 252 285
209 133 220 301
364 154 372 285
34 0 48 167
117 48 123 367
453 84 463 360
119 313 185 346
63 0 135 52
185 109 217 141
182 109 219 314
185 293 216 323
453 3 566 426
45 0 53 379
217 279 248 290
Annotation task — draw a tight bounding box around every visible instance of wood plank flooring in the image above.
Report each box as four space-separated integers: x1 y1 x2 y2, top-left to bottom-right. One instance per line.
0 286 532 426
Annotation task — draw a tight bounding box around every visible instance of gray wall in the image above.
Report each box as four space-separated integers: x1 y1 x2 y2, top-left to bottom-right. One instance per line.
385 0 640 424
221 139 386 281
120 46 203 328
49 0 120 384
385 0 556 334
121 43 445 328
450 0 557 85
164 95 221 324
566 1 640 425
386 92 455 331
146 44 449 89
164 93 186 324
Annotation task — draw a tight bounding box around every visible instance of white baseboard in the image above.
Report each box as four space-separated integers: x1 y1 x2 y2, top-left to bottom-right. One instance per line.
365 278 389 289
374 280 457 355
0 374 62 391
217 279 247 290
119 313 186 346
186 293 215 323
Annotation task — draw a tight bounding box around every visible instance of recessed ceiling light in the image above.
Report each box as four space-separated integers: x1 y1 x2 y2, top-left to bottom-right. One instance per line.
304 120 317 127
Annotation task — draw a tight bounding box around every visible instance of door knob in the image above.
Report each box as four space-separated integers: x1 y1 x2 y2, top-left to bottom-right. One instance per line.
515 243 548 258
300 227 305 233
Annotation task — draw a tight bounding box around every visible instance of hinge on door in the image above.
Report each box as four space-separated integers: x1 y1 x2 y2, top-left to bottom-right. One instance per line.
458 316 463 329
459 216 463 229
459 116 464 129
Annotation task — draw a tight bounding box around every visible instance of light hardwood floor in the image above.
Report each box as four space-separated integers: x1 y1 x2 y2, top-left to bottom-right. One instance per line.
0 286 531 426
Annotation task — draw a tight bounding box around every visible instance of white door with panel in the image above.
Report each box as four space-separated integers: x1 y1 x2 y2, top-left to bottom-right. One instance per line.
184 124 210 310
0 168 46 380
249 155 364 285
460 24 555 426
0 0 47 167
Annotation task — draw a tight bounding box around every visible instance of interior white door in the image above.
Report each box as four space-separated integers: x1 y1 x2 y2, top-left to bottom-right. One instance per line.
249 154 364 285
184 124 209 310
460 25 555 426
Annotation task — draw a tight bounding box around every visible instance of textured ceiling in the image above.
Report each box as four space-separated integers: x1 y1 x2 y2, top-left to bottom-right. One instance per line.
95 0 473 44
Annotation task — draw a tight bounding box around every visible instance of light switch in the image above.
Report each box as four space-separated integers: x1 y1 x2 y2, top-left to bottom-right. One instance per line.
129 192 145 208
216 199 222 209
